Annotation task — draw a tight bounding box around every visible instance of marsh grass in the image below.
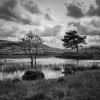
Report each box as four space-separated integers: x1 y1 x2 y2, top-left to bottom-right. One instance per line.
0 62 99 74
0 63 31 73
0 70 100 100
0 63 64 73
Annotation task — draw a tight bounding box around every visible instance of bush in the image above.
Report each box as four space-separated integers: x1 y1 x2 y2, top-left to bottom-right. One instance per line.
62 67 73 76
91 64 99 70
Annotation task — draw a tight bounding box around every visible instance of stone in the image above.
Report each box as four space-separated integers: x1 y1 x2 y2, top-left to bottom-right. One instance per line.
22 70 45 80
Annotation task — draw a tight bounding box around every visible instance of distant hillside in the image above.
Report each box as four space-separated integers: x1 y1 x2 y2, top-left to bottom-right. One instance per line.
0 39 65 55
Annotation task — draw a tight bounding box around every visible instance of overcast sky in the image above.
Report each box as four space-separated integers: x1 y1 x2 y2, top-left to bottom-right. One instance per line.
0 0 100 48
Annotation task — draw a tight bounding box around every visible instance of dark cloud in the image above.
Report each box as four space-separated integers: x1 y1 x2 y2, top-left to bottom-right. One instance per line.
65 3 84 18
68 21 100 36
22 0 41 14
0 0 41 25
0 0 17 21
87 5 100 16
87 0 100 17
34 25 62 37
18 18 32 25
65 0 100 18
95 0 100 6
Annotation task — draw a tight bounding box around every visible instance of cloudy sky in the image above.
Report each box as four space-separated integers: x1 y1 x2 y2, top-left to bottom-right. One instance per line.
0 0 100 48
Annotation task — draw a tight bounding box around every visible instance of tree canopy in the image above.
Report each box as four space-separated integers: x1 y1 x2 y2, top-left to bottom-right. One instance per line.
19 31 43 69
62 30 86 52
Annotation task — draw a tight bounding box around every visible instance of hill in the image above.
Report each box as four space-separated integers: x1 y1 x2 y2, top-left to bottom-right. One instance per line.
0 39 65 56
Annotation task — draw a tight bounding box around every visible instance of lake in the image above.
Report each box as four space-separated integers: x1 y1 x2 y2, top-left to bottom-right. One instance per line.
0 57 100 80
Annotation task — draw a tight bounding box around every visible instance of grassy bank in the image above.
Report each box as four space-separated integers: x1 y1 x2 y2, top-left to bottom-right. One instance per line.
0 54 55 59
56 50 100 60
0 70 100 100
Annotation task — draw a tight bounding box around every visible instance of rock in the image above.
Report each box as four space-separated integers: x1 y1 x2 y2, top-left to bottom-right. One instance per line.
22 70 45 80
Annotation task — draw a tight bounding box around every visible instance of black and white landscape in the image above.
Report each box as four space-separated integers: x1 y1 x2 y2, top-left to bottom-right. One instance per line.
0 0 100 100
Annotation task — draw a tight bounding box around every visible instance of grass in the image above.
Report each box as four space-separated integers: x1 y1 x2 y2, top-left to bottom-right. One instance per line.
26 92 52 100
0 63 64 73
0 63 31 73
0 70 100 100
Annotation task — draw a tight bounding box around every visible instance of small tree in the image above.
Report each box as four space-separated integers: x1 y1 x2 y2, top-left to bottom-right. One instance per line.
62 30 86 53
19 31 43 69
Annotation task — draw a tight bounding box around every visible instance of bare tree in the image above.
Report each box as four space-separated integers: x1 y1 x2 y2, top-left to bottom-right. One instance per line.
19 31 43 69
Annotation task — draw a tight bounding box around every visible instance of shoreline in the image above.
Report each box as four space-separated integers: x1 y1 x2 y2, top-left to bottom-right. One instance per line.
0 54 100 60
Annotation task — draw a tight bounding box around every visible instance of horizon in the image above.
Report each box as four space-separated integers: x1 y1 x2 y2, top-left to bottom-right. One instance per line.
0 0 100 49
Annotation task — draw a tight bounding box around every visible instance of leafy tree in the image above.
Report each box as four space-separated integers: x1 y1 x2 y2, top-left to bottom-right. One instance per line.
62 30 86 53
19 31 43 69
62 30 86 73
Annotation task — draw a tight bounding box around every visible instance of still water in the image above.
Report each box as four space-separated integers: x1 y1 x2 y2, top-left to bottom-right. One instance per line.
0 57 100 80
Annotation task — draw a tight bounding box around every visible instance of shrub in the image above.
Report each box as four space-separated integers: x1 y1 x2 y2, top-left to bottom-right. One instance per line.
63 67 73 76
91 64 99 70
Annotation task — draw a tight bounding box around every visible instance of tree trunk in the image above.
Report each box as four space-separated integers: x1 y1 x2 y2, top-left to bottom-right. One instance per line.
76 44 79 56
76 44 78 53
31 58 34 69
76 44 79 73
34 47 37 70
34 57 36 70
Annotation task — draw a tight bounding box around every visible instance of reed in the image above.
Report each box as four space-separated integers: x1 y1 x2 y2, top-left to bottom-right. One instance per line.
0 62 99 74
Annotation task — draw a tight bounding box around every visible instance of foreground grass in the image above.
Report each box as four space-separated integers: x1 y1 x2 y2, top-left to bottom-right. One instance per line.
0 70 100 100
